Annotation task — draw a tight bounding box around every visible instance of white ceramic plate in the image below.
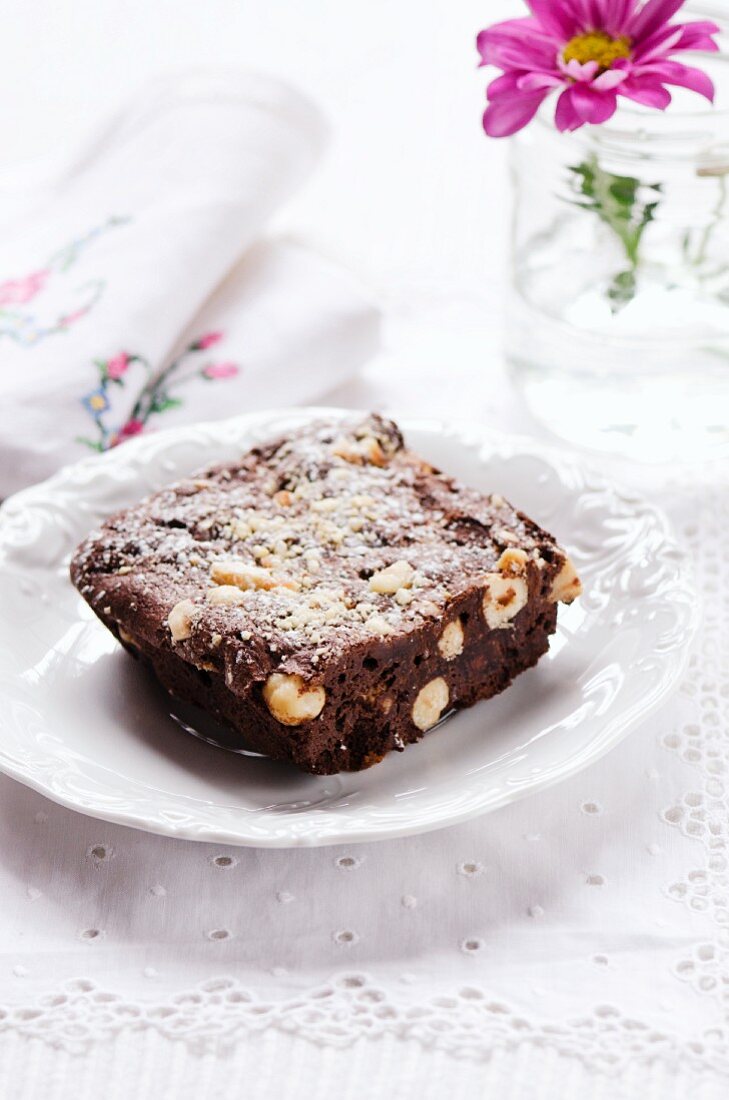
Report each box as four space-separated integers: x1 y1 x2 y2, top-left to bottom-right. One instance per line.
0 409 695 847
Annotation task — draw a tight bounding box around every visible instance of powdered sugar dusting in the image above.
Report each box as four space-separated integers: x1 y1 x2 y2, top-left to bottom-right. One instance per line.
72 415 562 673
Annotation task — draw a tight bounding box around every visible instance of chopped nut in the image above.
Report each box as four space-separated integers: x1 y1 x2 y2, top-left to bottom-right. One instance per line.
493 527 520 545
549 556 583 604
360 437 387 466
333 435 387 467
262 673 326 725
364 614 394 636
210 559 297 591
311 498 338 513
418 599 441 618
482 574 528 629
369 559 415 595
412 678 449 731
273 490 292 507
168 599 197 642
303 551 321 573
497 547 529 576
206 585 247 606
438 620 464 660
118 627 136 646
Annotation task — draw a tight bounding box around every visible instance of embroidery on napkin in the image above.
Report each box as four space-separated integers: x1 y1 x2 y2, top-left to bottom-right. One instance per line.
77 332 241 451
0 216 129 347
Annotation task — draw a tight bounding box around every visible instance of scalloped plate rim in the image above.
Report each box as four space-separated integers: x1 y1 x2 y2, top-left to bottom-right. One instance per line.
0 407 698 847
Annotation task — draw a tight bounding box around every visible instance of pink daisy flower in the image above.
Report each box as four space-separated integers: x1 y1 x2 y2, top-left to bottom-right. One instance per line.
477 0 720 137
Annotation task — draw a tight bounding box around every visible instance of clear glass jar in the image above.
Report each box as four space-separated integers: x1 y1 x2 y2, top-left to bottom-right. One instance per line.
507 8 729 463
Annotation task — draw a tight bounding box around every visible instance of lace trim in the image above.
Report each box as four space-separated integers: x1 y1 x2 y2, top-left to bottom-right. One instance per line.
0 972 726 1071
662 483 729 1036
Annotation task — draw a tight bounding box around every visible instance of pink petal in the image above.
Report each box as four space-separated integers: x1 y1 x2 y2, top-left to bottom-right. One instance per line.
487 72 521 98
618 77 672 108
673 20 721 52
525 0 578 39
632 24 683 61
482 90 549 137
570 83 619 124
678 35 720 54
477 19 561 73
641 59 715 100
555 87 584 131
600 0 638 36
569 0 599 30
517 71 565 91
592 68 629 90
561 58 599 82
579 61 600 82
629 0 684 42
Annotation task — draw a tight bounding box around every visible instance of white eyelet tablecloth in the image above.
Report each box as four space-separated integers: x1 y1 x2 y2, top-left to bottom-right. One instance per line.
0 298 727 1100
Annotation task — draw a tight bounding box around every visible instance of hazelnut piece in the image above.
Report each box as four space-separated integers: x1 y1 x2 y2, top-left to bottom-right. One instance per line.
206 585 247 607
438 620 464 660
412 677 449 731
262 673 326 726
482 575 528 629
549 556 583 604
497 547 529 576
369 559 414 596
210 559 296 591
168 599 197 642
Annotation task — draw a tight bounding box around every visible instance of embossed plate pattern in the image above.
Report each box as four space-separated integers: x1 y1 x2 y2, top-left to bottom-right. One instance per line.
0 409 696 846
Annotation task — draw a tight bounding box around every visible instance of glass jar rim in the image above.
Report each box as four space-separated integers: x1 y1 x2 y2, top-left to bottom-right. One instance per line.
534 51 729 167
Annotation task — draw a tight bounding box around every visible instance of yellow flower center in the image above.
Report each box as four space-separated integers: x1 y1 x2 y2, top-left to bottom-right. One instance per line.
562 31 631 71
89 395 106 411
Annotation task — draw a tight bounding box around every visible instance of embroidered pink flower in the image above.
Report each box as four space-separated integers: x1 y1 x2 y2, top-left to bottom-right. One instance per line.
117 418 144 442
202 362 239 380
58 307 90 328
0 269 49 307
193 331 224 350
477 0 720 137
107 352 131 380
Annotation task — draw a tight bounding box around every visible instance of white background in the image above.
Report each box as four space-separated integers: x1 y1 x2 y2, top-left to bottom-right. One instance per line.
0 0 514 295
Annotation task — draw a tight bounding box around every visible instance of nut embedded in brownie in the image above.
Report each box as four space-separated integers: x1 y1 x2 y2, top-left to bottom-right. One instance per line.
70 414 582 775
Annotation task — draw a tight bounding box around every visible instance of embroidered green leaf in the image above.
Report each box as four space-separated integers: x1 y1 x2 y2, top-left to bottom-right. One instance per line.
75 436 104 453
150 394 183 414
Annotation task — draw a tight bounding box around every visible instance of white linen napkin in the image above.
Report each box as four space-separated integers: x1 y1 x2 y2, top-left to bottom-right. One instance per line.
0 70 380 497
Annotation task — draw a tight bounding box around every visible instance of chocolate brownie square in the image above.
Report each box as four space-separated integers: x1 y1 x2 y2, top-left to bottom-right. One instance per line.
71 415 581 774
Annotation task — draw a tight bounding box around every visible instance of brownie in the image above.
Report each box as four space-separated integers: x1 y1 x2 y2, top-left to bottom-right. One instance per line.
70 414 582 775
